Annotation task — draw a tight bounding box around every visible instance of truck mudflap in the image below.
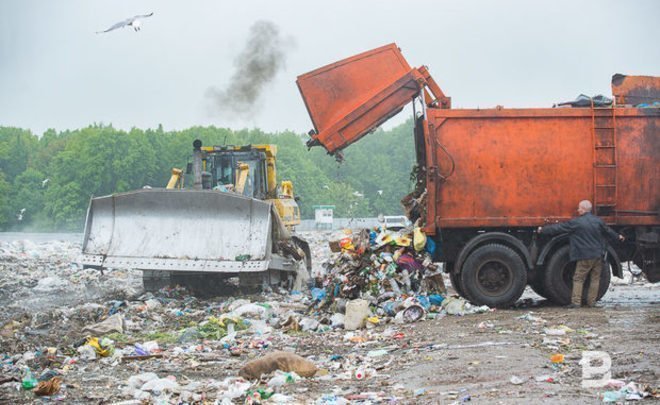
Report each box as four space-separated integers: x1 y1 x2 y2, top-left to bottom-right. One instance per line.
80 189 274 272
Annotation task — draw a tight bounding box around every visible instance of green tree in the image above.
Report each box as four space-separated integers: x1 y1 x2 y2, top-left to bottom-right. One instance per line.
0 171 11 229
9 168 46 230
0 118 418 230
0 127 38 182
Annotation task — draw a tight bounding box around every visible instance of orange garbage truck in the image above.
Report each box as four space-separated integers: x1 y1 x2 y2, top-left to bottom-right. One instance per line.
297 43 659 307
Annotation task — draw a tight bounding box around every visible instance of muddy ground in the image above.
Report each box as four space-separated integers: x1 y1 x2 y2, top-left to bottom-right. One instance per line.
0 233 658 404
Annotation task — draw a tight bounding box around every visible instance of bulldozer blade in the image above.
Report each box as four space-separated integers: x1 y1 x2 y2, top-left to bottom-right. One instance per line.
80 189 273 273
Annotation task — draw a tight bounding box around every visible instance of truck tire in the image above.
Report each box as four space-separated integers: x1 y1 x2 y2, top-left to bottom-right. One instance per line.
460 244 527 308
543 245 611 305
449 269 464 296
445 262 463 295
528 269 550 299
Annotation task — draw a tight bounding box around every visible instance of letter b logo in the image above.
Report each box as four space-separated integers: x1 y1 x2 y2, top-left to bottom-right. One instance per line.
580 351 611 388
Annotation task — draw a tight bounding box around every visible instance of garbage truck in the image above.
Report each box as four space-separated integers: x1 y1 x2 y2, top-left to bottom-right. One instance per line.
80 141 311 292
296 43 659 307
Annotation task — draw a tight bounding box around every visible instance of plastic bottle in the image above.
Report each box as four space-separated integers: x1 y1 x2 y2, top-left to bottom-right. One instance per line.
267 374 288 387
22 367 37 390
400 269 412 291
389 278 402 296
354 367 376 380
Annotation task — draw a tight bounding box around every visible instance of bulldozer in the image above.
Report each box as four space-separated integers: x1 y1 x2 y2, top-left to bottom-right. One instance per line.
80 140 311 293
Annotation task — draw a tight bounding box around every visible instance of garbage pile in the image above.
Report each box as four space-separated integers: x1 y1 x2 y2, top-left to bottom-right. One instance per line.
4 234 657 403
321 224 443 296
309 224 489 325
1 280 485 403
0 230 489 404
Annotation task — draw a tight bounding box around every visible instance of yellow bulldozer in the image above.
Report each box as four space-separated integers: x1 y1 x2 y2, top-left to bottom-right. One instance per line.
80 140 311 292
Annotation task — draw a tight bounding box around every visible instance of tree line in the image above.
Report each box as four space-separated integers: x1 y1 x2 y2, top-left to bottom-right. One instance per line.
0 120 416 231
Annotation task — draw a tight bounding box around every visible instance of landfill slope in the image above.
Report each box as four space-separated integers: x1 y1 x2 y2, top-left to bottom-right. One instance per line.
0 232 658 404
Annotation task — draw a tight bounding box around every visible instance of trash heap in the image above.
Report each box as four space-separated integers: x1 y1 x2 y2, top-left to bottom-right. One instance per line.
3 236 659 403
310 224 490 325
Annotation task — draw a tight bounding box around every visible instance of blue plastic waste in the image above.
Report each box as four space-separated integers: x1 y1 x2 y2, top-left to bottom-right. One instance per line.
635 101 660 108
382 301 400 316
428 294 444 306
134 344 149 356
311 288 326 302
417 296 431 310
425 237 437 255
369 230 378 245
333 283 341 297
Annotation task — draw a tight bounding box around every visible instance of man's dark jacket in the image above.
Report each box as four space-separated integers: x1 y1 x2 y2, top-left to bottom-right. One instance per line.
541 212 619 261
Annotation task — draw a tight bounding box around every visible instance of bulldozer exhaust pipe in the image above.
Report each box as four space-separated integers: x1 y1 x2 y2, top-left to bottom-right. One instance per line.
193 139 203 190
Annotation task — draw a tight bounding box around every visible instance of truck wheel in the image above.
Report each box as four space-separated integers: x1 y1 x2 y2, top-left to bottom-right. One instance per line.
544 245 611 305
460 244 527 308
528 269 549 299
449 268 464 296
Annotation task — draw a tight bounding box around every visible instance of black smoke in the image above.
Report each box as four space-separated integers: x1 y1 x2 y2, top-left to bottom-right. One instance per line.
207 20 295 119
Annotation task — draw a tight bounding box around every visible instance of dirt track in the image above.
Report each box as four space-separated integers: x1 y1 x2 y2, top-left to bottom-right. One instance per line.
396 284 659 404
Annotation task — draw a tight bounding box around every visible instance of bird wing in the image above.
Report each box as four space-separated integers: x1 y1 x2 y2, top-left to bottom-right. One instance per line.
133 12 154 20
97 19 130 34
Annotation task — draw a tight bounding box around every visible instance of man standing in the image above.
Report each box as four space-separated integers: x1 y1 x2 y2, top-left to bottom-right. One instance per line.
538 200 625 308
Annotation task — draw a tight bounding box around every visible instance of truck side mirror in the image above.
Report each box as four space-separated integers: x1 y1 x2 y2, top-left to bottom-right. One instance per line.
294 196 301 202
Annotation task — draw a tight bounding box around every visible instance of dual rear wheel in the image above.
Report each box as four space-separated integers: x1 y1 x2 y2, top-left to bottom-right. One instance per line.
542 245 610 305
453 243 610 307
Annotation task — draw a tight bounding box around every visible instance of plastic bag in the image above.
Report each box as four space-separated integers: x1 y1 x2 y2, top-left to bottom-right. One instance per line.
413 227 427 251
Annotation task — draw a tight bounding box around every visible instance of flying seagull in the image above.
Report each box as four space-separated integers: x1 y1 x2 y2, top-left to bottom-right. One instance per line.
17 208 26 221
97 12 154 34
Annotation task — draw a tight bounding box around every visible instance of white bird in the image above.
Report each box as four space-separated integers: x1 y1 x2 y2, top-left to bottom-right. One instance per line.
377 190 383 196
322 185 330 190
17 208 26 221
41 178 49 187
352 191 364 198
97 12 154 34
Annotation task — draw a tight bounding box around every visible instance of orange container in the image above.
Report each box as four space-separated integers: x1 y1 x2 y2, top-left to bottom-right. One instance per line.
297 44 425 154
427 106 659 230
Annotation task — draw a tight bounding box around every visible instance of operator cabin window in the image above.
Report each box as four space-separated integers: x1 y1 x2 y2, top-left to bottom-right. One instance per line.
243 160 257 198
216 160 233 187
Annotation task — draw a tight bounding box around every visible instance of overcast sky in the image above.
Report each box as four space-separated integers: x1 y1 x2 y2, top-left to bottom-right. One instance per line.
1 0 658 137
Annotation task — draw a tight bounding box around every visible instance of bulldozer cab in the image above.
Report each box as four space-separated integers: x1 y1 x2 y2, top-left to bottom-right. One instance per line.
204 147 268 199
